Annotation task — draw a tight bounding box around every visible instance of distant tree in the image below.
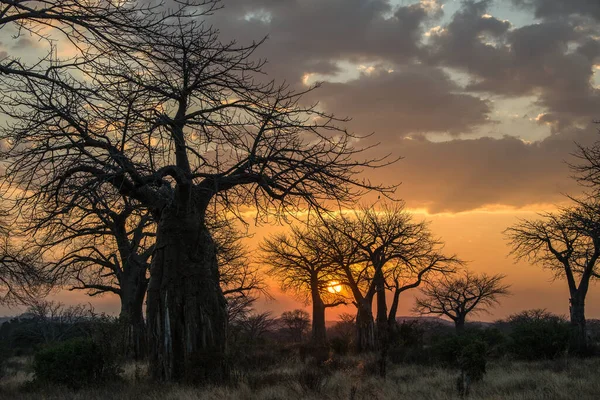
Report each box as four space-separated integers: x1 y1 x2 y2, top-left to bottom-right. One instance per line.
414 271 510 333
261 224 346 345
280 309 311 343
504 309 570 360
22 300 94 344
505 201 600 352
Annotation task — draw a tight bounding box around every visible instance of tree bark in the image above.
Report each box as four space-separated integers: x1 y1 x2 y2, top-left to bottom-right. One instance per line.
387 288 401 329
455 316 465 334
356 301 376 352
569 294 587 354
119 265 148 360
146 205 228 383
374 270 388 376
311 285 327 345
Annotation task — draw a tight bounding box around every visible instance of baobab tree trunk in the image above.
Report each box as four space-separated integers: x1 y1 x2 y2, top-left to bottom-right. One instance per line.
146 205 228 383
375 271 388 377
311 285 327 345
569 294 587 354
119 267 148 360
455 316 466 334
356 301 376 352
387 288 401 329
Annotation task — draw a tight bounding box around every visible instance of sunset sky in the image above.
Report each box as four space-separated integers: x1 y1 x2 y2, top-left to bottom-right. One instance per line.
2 0 600 322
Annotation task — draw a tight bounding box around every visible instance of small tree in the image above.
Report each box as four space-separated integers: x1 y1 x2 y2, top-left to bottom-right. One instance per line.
414 271 510 333
280 309 311 343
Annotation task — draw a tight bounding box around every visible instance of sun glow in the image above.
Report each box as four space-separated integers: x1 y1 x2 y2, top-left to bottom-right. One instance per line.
327 281 343 294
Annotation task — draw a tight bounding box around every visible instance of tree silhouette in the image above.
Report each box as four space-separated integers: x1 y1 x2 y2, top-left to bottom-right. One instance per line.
315 203 458 352
414 271 510 333
261 224 346 345
280 309 311 343
0 1 393 381
505 201 600 352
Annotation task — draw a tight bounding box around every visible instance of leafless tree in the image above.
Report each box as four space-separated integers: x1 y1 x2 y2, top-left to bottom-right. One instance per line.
315 202 458 353
261 224 347 345
505 201 600 352
0 1 393 381
414 271 510 333
385 250 462 329
25 187 153 359
23 299 95 344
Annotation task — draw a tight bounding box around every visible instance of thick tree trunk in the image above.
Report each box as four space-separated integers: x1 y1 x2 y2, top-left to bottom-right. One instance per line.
311 287 327 345
387 288 401 329
375 271 387 331
455 316 465 334
119 267 148 360
356 301 376 352
146 206 228 383
374 271 388 377
569 294 587 354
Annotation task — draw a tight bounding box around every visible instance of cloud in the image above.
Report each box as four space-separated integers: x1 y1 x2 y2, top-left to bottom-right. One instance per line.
374 126 597 213
209 0 436 83
512 0 600 21
307 64 492 137
426 0 600 134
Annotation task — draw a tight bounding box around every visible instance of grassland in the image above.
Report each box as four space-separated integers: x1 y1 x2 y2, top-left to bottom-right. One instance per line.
0 355 599 400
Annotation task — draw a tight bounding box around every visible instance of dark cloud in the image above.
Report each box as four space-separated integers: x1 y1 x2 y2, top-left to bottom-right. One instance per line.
308 64 492 137
512 0 600 21
210 0 435 83
426 0 600 133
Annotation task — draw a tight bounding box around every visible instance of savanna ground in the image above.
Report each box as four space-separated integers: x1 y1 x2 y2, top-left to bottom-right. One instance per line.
1 355 598 400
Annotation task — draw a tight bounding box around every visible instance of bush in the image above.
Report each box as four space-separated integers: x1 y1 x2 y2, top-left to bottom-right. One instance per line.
329 337 350 356
33 338 121 389
506 309 570 360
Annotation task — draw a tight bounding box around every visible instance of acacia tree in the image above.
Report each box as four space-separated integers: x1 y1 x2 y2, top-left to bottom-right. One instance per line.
414 271 510 332
505 202 600 352
261 224 346 345
0 1 392 381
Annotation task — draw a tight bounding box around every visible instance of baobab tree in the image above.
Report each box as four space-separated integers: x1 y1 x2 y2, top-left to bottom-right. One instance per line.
0 1 393 382
506 201 600 352
414 271 510 333
28 183 263 360
25 187 153 359
316 203 458 352
261 224 346 345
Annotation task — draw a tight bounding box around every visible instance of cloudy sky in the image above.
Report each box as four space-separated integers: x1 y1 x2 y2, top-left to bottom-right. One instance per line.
2 0 600 321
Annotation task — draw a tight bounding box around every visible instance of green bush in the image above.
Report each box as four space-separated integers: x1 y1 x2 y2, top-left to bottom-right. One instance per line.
506 309 570 360
33 338 121 389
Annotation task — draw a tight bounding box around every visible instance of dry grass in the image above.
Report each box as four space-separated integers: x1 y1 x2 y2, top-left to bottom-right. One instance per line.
1 356 599 400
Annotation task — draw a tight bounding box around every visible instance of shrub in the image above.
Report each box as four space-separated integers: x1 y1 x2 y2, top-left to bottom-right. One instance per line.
33 337 121 389
506 309 570 360
329 337 350 356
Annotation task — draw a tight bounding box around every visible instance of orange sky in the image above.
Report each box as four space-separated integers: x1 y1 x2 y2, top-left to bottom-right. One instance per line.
1 0 600 323
4 206 597 324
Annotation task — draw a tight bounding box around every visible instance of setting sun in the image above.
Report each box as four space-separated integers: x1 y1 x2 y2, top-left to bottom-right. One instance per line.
327 281 343 294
